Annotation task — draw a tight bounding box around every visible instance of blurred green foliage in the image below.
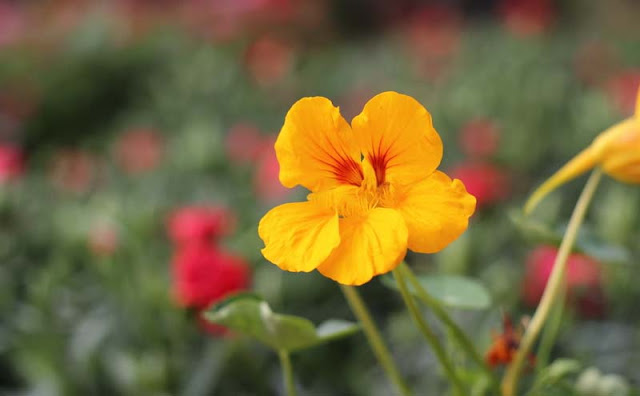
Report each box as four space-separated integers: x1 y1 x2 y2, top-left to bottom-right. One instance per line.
1 3 640 395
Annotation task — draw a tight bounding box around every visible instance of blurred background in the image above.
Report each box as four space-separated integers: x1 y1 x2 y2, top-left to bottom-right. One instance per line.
1 0 640 395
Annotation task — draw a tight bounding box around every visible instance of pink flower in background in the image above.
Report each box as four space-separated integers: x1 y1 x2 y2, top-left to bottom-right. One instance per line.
404 5 462 60
181 0 293 42
0 1 26 48
499 0 555 37
50 149 96 193
605 70 640 116
225 123 265 164
402 5 462 81
171 242 249 310
88 221 119 257
245 35 295 87
523 245 605 318
458 118 501 159
0 143 24 183
253 139 290 203
114 128 164 175
167 205 236 247
449 162 511 208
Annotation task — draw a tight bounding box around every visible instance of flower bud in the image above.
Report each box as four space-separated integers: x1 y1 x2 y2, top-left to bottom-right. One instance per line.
525 85 640 214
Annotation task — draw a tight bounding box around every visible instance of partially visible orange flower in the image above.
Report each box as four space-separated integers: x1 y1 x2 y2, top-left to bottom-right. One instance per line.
525 85 640 214
258 92 476 285
486 314 535 368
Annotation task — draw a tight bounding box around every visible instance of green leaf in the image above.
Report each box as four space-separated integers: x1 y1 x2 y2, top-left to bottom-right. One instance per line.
510 211 631 264
509 210 562 245
203 293 359 352
381 274 491 310
529 359 582 396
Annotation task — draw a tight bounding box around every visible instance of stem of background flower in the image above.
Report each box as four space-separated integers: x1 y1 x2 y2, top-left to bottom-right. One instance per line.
278 349 297 396
340 285 412 396
399 263 499 388
392 267 466 396
535 284 566 372
501 169 602 396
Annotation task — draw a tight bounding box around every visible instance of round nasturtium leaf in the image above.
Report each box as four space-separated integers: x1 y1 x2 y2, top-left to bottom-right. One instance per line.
203 293 359 352
381 273 492 310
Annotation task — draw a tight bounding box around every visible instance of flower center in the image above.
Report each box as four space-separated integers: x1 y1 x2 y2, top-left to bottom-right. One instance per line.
308 157 396 217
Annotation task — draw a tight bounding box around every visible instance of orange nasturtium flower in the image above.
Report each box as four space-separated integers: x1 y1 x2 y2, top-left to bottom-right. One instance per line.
525 85 640 214
258 92 476 285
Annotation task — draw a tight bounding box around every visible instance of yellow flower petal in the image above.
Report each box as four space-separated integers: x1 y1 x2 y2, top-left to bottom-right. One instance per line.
598 118 640 183
392 171 475 253
317 208 408 286
351 91 443 186
259 201 340 272
275 97 363 192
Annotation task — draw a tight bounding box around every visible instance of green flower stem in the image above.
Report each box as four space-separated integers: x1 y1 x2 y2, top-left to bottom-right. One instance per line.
399 263 498 387
535 283 566 372
340 285 412 396
501 169 602 396
278 349 297 396
392 267 466 396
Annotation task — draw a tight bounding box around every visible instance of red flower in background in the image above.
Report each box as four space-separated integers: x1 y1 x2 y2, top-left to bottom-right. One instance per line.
253 138 290 203
181 0 294 42
0 144 24 183
245 35 295 87
522 245 605 318
171 242 249 310
449 162 511 208
605 70 640 116
0 85 38 140
404 5 462 59
50 149 97 193
499 0 555 37
573 40 619 88
225 123 265 164
168 205 236 247
114 128 164 175
402 5 462 81
458 118 501 159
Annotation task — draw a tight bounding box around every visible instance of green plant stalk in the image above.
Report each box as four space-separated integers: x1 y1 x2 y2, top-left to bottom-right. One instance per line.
535 283 566 372
501 169 602 396
340 285 412 396
392 267 466 396
278 349 297 396
399 263 497 386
